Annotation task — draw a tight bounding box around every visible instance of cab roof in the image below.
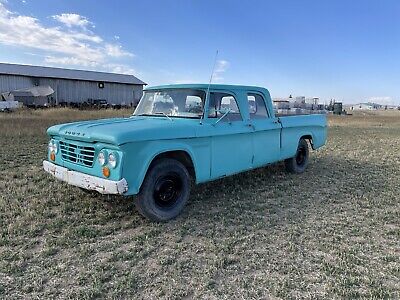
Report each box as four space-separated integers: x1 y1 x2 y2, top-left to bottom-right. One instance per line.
144 83 270 94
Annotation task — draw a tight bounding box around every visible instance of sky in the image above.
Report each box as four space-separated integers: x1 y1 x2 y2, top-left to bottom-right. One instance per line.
0 0 399 105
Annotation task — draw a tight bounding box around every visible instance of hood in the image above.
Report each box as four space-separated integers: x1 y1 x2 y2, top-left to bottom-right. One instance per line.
47 116 198 145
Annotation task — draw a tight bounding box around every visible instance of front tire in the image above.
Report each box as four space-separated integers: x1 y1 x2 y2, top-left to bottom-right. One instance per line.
135 158 191 222
285 139 309 174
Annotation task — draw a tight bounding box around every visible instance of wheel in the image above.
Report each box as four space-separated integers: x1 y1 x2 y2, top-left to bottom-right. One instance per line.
285 139 309 174
135 158 191 221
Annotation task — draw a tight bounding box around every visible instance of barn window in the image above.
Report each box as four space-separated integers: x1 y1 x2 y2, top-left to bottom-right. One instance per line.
32 78 40 86
98 82 105 89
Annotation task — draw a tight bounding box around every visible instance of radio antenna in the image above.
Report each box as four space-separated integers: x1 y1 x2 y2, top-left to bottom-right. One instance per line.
200 50 219 125
208 50 219 87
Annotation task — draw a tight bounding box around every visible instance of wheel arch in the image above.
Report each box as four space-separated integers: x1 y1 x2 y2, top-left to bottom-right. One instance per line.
136 148 197 193
300 133 314 149
149 150 196 181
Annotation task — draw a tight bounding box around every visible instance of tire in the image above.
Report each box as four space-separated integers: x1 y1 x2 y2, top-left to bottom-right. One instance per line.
135 158 191 222
285 139 310 174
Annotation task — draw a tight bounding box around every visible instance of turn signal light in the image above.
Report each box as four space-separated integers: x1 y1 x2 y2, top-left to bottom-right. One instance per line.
50 152 56 161
102 166 110 178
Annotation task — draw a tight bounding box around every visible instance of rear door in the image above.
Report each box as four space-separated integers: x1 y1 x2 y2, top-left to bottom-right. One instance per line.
247 92 281 167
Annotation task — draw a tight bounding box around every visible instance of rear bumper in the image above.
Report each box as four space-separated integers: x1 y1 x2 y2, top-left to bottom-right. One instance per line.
43 160 128 195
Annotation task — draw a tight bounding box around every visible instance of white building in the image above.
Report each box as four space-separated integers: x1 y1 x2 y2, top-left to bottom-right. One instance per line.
348 103 382 110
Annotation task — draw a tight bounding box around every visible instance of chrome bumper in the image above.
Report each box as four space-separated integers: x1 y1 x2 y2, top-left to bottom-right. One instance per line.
43 160 128 195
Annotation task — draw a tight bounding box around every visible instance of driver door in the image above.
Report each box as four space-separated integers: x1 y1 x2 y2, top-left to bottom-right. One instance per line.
205 92 253 179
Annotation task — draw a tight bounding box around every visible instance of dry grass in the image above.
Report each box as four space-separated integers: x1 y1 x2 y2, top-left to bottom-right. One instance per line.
0 109 399 299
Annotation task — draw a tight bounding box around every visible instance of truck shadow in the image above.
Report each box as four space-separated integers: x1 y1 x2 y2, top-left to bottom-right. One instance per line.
100 154 391 228
183 153 392 227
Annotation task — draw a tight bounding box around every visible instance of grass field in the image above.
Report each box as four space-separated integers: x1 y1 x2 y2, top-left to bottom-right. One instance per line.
0 108 399 299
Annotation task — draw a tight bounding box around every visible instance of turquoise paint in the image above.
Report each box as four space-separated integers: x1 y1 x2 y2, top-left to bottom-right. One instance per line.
278 114 327 159
46 84 327 196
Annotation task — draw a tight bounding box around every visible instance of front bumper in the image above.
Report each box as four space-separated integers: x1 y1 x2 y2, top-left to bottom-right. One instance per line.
43 160 128 195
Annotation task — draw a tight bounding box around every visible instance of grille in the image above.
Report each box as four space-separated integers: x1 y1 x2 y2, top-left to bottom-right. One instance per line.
60 141 95 167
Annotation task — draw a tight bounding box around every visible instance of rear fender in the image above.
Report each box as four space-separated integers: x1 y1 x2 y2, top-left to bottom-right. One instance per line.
280 128 326 159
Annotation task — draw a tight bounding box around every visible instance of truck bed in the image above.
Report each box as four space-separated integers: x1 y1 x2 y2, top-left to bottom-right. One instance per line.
277 113 327 159
275 111 327 117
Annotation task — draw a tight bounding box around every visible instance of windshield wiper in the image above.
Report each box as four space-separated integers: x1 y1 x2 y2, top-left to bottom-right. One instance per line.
153 112 173 121
133 113 150 117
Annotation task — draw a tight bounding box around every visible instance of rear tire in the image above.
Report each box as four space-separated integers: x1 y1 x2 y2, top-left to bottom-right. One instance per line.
285 139 309 174
135 158 191 222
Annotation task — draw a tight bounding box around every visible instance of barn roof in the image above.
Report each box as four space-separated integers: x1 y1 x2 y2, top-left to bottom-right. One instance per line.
0 63 146 85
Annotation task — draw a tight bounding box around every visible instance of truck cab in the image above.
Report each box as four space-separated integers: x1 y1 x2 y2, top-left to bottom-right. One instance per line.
44 84 327 221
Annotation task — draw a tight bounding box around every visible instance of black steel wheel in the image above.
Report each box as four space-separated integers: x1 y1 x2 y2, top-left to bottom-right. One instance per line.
285 139 310 174
295 144 308 167
153 172 183 208
136 158 191 222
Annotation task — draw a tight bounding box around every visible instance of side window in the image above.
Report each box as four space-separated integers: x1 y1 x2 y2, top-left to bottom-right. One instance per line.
248 93 268 119
208 92 242 121
185 95 203 114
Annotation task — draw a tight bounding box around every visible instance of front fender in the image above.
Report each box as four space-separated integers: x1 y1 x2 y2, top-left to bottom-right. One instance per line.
120 139 208 195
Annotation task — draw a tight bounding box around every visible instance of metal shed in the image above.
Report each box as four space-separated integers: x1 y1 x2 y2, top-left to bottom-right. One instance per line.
0 63 146 107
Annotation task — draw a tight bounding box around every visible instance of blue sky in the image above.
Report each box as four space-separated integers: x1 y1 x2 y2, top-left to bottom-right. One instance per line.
0 0 399 104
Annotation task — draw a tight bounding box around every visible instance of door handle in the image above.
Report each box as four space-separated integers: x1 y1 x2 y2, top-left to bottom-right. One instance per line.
246 123 256 130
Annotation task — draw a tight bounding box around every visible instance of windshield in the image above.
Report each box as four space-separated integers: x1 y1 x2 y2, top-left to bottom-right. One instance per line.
134 89 205 119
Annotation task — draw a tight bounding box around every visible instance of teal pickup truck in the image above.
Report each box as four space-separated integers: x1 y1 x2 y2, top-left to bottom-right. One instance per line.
44 84 327 221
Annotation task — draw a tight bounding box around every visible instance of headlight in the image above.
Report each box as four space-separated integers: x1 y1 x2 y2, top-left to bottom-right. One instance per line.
98 151 107 166
108 152 118 168
53 141 58 154
48 140 53 152
48 140 58 154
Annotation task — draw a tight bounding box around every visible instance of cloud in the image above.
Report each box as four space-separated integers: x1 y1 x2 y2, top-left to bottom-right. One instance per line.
106 64 136 75
105 44 134 58
213 59 230 82
44 56 98 67
0 3 136 73
44 57 136 75
52 13 92 29
215 60 229 73
68 31 103 43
